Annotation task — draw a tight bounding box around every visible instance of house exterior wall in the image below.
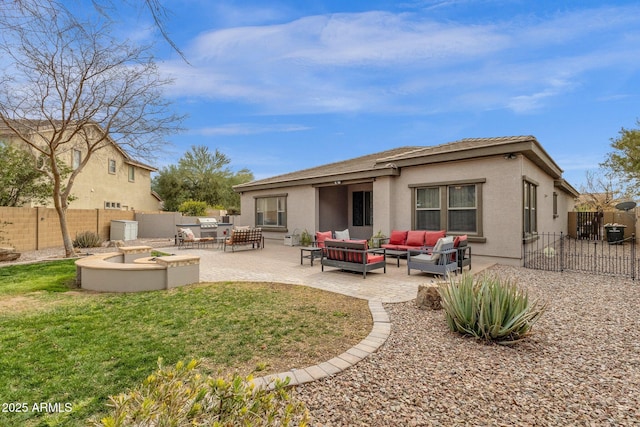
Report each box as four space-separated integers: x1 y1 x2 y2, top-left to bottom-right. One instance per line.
235 145 577 264
56 143 160 211
2 131 161 211
387 155 523 263
237 185 317 241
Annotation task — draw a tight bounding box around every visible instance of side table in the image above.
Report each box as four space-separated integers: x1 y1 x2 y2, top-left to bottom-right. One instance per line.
300 246 322 266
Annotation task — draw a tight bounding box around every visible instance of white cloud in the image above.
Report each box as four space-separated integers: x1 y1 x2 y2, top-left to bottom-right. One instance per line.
160 5 640 115
193 123 312 136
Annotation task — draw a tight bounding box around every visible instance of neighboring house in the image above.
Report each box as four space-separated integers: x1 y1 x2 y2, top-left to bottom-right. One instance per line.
0 121 162 211
233 136 579 265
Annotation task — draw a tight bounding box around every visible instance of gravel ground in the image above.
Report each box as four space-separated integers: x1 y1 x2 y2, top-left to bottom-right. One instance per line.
296 265 640 426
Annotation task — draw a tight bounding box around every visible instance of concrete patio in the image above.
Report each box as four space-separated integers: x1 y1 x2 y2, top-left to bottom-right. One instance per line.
159 239 496 303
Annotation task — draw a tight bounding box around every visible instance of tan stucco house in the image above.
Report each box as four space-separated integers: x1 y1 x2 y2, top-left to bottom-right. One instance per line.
233 136 579 265
0 121 162 211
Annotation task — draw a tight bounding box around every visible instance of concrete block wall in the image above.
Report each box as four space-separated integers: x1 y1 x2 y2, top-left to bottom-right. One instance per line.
0 207 137 251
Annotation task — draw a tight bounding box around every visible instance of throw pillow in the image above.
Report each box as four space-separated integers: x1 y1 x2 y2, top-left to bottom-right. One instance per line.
315 231 332 248
425 230 446 247
335 228 350 240
389 230 408 245
454 234 468 247
406 230 426 247
182 228 196 240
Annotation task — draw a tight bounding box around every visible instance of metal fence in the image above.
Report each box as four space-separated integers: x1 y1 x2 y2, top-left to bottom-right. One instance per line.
523 232 637 280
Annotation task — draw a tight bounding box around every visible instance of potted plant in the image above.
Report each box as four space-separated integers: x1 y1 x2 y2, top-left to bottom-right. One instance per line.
369 230 386 249
300 229 313 247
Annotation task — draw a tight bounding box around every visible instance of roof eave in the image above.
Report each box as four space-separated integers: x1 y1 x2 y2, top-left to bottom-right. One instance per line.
555 179 580 198
233 168 399 193
387 139 564 178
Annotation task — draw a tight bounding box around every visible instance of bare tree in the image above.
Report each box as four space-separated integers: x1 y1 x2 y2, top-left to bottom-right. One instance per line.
0 2 182 257
578 170 632 211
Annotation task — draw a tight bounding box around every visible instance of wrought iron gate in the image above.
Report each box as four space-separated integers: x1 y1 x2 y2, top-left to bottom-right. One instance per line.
524 232 637 280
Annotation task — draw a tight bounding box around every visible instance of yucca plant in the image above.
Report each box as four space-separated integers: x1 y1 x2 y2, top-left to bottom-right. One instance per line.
73 231 103 248
438 274 546 345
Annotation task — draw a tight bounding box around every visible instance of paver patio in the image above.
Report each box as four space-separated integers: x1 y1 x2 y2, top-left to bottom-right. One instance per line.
159 239 496 303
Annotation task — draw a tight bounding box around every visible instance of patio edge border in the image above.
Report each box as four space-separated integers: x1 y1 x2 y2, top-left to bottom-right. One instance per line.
251 300 390 389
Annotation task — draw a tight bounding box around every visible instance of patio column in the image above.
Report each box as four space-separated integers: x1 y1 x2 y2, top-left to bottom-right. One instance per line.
373 176 393 235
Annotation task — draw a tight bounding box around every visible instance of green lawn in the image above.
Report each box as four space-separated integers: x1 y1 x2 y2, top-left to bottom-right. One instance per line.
0 260 370 426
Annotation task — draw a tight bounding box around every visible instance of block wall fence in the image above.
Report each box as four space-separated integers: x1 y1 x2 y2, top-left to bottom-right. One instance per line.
0 207 138 251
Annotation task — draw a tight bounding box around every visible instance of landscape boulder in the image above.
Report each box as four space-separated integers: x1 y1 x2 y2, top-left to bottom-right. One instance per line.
416 284 442 310
0 247 21 262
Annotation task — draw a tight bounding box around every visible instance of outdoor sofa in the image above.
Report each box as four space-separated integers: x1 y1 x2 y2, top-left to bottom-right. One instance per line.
382 230 471 272
321 239 386 278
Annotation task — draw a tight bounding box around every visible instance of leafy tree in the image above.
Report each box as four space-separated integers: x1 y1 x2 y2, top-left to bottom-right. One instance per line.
601 119 640 197
0 3 182 257
0 143 52 207
178 200 208 217
153 146 254 211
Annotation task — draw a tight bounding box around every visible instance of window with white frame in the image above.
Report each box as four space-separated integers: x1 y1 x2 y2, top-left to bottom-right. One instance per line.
256 195 286 228
108 159 116 174
128 165 135 182
104 201 121 209
72 149 81 170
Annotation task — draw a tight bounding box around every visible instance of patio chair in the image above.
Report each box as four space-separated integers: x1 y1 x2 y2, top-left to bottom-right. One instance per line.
407 237 457 279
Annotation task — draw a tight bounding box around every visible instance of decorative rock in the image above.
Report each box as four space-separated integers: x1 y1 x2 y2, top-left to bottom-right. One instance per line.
0 247 20 262
416 284 442 310
106 240 125 248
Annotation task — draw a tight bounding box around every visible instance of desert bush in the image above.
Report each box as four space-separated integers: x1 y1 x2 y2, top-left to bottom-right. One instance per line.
438 274 546 344
73 231 103 248
178 199 208 216
94 359 309 427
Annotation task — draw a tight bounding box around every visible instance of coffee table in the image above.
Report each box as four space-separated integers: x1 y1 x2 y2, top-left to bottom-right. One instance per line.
300 246 322 266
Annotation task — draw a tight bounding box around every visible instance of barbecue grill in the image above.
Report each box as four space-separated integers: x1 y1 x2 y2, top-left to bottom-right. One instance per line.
197 217 218 238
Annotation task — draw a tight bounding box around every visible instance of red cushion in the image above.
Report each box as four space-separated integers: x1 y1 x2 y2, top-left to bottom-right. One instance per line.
381 243 401 250
454 234 468 248
389 230 408 245
425 230 446 247
346 240 367 263
315 231 332 248
366 254 385 264
406 230 426 247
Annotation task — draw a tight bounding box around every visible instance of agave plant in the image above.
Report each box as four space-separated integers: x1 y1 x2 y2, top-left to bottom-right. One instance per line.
438 274 546 345
72 231 103 248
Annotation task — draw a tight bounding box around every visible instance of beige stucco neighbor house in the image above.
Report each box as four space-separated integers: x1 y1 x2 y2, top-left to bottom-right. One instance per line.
233 136 579 265
0 121 162 211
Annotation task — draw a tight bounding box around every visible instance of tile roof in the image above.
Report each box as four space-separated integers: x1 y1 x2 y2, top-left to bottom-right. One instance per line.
235 135 576 194
234 146 422 189
378 135 538 162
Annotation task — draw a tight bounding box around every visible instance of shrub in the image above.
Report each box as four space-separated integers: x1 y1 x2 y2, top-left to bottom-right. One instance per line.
73 231 103 248
93 359 310 427
438 274 546 345
178 199 208 216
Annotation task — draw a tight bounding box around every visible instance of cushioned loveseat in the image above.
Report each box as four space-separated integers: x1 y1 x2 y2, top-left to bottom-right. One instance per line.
321 239 386 278
381 230 471 272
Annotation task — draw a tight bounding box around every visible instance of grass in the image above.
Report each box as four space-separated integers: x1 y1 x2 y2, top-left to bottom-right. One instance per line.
0 261 371 426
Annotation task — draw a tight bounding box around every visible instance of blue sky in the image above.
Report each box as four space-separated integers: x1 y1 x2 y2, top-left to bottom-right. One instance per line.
104 1 640 188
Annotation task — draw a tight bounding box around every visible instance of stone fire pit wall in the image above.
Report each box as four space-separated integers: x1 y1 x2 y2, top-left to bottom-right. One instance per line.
75 246 200 292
